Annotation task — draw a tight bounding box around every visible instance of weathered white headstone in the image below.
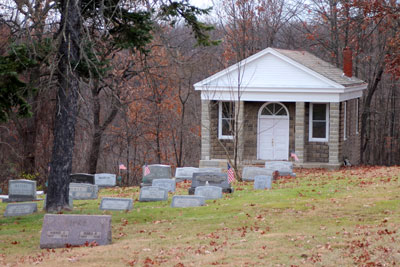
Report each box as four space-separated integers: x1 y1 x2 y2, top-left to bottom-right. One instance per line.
139 186 168 202
94 173 116 187
197 167 222 173
194 185 222 200
40 214 112 248
142 164 171 186
4 180 36 202
99 197 133 211
69 183 98 200
152 179 175 192
171 195 205 208
253 175 272 190
70 173 95 184
265 161 295 176
175 167 199 182
4 203 37 217
242 167 275 181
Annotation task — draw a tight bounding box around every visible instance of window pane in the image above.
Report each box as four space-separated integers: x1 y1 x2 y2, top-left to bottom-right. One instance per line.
312 121 326 138
222 102 234 119
222 119 234 136
276 106 287 116
313 104 326 120
261 106 273 115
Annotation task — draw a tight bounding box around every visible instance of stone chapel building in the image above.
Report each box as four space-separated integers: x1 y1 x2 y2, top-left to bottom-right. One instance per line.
194 47 367 169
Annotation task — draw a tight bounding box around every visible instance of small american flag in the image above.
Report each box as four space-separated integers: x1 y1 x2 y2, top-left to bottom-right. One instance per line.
144 164 151 176
227 163 235 183
119 163 127 170
290 152 299 162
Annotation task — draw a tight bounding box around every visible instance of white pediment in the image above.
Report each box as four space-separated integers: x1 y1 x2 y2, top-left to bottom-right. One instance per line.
195 48 342 90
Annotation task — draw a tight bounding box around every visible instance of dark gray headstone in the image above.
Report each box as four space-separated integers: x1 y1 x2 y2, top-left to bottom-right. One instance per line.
142 164 171 186
99 197 133 211
40 214 112 248
253 175 272 190
194 185 222 200
69 183 98 200
171 195 205 208
175 167 199 182
189 172 233 194
70 173 95 184
4 203 37 217
4 180 36 202
94 173 116 187
242 167 275 181
152 179 175 192
139 186 168 202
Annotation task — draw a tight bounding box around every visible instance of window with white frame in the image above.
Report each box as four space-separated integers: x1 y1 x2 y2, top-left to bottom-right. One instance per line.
309 103 329 142
219 101 235 139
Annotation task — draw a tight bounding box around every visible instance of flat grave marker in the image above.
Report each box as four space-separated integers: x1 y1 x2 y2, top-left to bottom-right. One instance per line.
94 173 116 187
254 175 272 190
139 186 168 202
171 195 205 208
194 185 222 200
152 179 176 192
70 173 95 184
3 180 36 202
99 197 133 211
40 214 112 248
69 183 98 200
4 203 37 217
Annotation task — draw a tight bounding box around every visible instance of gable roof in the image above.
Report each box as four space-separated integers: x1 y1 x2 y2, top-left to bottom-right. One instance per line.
273 48 365 87
194 47 368 103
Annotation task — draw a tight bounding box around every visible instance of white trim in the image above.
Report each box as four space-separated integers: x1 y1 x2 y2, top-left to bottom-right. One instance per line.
355 98 359 134
218 101 234 140
258 102 289 118
344 101 347 141
309 103 330 142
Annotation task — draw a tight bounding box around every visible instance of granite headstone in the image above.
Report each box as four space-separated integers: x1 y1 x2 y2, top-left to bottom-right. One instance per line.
4 179 36 202
142 164 171 186
70 173 95 184
171 195 205 208
152 179 176 192
40 214 112 248
175 167 199 182
265 161 295 176
4 203 37 217
69 183 98 200
94 173 116 187
99 197 133 211
194 185 223 200
253 175 272 190
242 167 275 182
139 186 168 202
189 172 233 194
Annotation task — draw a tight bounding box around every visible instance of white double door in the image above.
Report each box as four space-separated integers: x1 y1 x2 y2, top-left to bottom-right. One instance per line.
258 117 289 160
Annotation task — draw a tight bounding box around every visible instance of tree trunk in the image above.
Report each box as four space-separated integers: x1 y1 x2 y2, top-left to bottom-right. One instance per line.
46 0 81 212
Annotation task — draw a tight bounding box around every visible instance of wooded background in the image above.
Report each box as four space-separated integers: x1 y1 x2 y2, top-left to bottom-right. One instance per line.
0 0 399 189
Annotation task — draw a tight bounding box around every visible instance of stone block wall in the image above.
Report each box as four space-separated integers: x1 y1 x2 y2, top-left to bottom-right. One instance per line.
341 98 361 165
304 103 329 163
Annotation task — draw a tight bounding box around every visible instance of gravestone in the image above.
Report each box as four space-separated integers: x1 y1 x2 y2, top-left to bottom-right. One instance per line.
265 161 295 177
69 183 98 200
3 179 36 202
189 172 233 195
242 167 275 182
70 173 95 184
152 179 176 192
40 214 112 249
139 186 168 202
171 195 205 208
142 164 171 186
4 203 37 217
194 185 222 200
197 167 222 173
175 167 199 182
44 194 73 209
94 173 116 187
253 175 272 190
99 197 133 211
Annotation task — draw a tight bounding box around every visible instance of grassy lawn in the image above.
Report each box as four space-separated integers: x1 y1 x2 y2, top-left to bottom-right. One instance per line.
1 166 400 266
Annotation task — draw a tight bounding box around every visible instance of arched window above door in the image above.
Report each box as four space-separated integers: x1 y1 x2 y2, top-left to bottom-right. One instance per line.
260 102 288 116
